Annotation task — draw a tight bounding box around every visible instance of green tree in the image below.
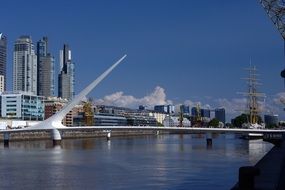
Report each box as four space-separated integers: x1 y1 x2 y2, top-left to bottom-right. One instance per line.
232 114 263 128
208 118 220 128
232 114 248 128
266 124 277 129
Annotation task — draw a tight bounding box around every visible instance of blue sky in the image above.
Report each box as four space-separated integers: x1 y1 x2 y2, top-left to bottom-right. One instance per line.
1 0 285 120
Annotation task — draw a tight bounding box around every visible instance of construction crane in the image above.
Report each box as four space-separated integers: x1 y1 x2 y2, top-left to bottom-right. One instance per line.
83 100 94 126
192 104 202 127
178 106 183 127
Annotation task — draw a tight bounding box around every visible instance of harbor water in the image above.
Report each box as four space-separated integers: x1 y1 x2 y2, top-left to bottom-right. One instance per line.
0 134 272 190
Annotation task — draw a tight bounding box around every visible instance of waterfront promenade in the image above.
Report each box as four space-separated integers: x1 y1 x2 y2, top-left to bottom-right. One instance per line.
232 140 285 189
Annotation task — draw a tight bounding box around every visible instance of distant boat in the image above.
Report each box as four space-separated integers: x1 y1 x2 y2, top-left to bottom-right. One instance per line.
239 123 264 140
240 133 264 140
242 123 265 129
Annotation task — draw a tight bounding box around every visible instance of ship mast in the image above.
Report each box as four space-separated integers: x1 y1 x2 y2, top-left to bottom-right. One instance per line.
239 62 266 124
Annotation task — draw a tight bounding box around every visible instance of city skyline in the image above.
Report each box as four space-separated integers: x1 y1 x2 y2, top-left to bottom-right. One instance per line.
1 1 285 119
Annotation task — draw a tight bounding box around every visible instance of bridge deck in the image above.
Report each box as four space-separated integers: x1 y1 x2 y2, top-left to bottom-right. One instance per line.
1 126 285 134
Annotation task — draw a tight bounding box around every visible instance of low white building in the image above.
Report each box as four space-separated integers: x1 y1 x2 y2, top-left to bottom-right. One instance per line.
163 116 191 127
148 112 167 124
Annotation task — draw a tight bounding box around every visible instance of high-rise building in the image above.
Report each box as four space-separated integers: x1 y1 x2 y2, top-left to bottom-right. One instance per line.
13 36 37 94
215 108 226 124
58 44 74 100
0 33 7 91
37 37 54 97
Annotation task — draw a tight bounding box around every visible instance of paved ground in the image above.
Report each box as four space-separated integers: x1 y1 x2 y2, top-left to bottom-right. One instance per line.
232 141 285 190
254 142 285 190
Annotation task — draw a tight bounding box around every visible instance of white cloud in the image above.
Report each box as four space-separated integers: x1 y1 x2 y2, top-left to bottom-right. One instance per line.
94 87 285 120
273 92 285 106
94 86 172 109
215 98 247 115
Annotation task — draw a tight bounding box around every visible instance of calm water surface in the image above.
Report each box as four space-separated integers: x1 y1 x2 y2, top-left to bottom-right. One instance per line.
0 134 273 190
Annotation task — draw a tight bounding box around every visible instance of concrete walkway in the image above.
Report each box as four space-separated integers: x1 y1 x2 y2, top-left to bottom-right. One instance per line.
232 142 285 189
254 142 285 190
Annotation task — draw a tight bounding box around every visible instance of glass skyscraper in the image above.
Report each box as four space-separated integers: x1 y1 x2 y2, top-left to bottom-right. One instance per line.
215 108 226 124
58 44 74 100
0 33 7 91
37 37 55 97
13 36 37 94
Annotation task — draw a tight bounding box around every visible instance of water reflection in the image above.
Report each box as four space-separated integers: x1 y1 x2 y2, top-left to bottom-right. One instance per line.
0 134 273 190
248 139 273 164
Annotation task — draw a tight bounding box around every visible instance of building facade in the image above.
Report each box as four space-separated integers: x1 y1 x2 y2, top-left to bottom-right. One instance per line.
58 44 74 100
44 97 73 126
215 108 226 124
148 112 167 124
1 91 44 121
180 105 190 114
201 109 211 118
37 37 55 97
264 114 279 127
163 116 191 127
154 105 175 114
0 75 4 92
0 33 6 91
13 36 37 94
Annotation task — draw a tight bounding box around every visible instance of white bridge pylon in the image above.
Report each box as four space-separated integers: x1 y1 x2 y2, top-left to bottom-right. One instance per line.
29 55 127 130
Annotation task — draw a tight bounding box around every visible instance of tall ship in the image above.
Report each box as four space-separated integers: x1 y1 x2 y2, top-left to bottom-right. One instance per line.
239 63 266 133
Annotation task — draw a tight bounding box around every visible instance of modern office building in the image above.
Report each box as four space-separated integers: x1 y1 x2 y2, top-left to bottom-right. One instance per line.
191 107 199 117
264 114 279 127
37 37 55 97
74 113 127 126
0 33 7 91
180 105 190 114
13 36 37 94
154 105 175 114
201 109 210 118
215 108 226 124
1 91 44 121
58 44 74 100
192 107 210 117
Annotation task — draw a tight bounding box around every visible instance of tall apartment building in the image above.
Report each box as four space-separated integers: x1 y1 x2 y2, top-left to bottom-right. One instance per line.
13 36 37 94
58 44 74 101
37 37 55 97
0 33 7 92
